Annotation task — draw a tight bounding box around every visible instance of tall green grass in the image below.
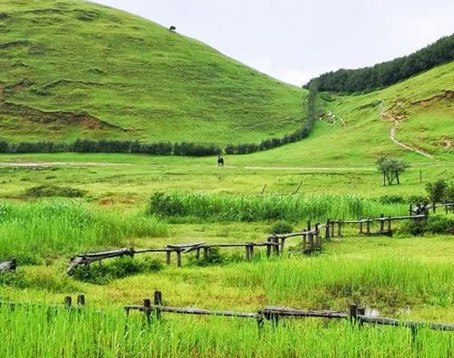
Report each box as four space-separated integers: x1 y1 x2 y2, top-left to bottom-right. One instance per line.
224 256 454 309
0 200 168 264
149 192 407 222
0 304 452 357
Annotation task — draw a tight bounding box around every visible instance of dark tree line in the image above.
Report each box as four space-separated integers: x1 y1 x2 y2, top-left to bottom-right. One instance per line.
0 139 221 156
305 34 454 93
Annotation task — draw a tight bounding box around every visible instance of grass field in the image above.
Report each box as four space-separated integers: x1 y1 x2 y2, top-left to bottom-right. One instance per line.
1 0 454 356
0 151 453 357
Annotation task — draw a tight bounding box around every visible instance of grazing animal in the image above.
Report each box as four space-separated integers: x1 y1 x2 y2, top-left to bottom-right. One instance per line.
169 25 176 31
217 155 224 167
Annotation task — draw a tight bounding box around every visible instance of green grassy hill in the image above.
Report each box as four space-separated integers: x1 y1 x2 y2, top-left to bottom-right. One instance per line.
232 61 454 166
0 0 306 145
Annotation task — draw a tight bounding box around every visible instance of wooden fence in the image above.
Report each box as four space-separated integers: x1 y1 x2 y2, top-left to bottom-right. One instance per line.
67 224 325 275
3 293 454 335
125 290 454 334
67 212 431 274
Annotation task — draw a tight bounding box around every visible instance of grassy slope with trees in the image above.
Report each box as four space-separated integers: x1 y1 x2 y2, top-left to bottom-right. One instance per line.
227 61 453 166
0 0 306 146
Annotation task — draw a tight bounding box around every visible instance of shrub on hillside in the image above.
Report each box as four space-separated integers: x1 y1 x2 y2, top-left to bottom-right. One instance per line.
25 184 87 198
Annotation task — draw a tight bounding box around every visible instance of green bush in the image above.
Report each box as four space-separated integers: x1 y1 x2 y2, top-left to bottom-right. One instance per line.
407 195 430 205
72 256 163 284
269 221 293 234
25 184 87 198
189 247 227 267
148 192 186 217
400 215 454 236
426 215 454 234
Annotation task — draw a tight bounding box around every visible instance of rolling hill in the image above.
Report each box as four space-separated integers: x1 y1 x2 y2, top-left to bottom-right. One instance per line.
0 0 306 146
230 61 454 166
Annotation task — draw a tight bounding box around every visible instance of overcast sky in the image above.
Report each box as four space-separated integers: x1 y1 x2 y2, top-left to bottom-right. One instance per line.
91 0 454 86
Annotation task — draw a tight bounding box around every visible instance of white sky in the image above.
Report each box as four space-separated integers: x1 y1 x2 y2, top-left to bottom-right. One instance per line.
91 0 454 86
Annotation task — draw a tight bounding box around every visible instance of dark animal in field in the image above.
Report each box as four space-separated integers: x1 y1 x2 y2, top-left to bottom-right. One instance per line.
217 155 224 167
169 25 176 31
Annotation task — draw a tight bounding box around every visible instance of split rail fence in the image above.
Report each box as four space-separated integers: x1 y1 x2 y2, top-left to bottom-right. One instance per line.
126 290 454 334
2 293 454 338
66 213 428 274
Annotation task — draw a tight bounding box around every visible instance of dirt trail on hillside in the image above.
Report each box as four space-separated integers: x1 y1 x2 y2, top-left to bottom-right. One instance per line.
380 99 434 160
389 127 433 159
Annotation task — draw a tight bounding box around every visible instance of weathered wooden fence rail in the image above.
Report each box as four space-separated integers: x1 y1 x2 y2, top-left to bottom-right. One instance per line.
67 211 434 274
125 291 454 334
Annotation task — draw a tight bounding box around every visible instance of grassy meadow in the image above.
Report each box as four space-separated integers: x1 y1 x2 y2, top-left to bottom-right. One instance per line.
1 0 454 356
0 151 453 356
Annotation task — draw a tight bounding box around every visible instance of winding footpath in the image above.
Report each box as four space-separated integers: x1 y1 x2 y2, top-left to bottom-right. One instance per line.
380 99 434 160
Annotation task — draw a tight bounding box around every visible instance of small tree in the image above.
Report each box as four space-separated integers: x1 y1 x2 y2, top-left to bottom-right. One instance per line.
426 179 448 203
376 157 409 185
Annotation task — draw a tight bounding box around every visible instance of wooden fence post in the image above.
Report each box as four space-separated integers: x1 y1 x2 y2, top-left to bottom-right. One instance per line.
366 219 371 235
77 294 85 306
154 291 162 321
279 238 286 254
166 251 171 265
245 245 251 261
349 303 358 324
379 214 384 233
433 202 436 214
196 248 201 259
176 250 182 267
337 220 342 237
359 218 363 234
315 223 320 249
273 235 280 255
409 204 413 217
203 246 209 260
64 296 72 308
302 233 307 253
266 238 272 258
325 219 331 239
143 298 151 324
330 220 335 237
387 217 392 233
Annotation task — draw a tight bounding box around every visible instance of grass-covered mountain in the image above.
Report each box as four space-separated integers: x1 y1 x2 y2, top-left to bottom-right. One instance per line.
0 0 306 146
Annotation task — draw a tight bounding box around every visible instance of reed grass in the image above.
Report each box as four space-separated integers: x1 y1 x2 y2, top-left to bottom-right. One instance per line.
0 304 452 357
149 192 407 222
0 200 168 264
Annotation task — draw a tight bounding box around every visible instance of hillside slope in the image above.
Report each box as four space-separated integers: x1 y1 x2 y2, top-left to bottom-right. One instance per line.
0 0 306 145
231 61 454 166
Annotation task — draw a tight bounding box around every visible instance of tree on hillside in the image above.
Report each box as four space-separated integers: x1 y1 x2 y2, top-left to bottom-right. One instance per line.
376 157 409 185
425 179 448 203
